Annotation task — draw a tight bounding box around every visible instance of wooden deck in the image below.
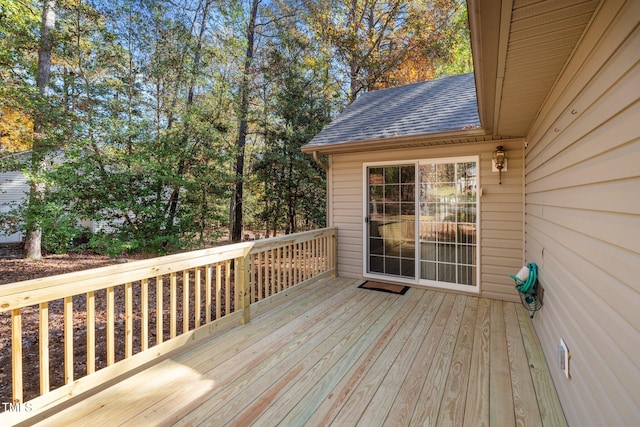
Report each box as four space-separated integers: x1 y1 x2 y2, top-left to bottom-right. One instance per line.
25 277 566 426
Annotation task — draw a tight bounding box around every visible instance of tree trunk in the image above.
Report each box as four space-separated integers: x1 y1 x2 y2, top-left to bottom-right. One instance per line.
230 0 259 242
23 0 56 260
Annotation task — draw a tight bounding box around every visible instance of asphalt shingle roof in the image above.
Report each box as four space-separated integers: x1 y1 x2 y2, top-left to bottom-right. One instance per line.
304 72 480 150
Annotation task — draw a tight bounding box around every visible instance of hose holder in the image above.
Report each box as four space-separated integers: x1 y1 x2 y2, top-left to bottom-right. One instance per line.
510 262 542 318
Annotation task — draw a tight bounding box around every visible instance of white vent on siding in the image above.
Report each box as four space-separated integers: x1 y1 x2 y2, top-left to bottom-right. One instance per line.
559 339 570 379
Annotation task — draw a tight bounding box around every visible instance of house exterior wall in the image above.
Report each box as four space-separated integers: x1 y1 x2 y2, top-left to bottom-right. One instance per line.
329 139 524 301
0 171 29 244
524 1 640 425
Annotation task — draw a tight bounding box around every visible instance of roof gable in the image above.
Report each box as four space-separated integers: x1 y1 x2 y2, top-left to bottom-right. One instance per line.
303 73 480 151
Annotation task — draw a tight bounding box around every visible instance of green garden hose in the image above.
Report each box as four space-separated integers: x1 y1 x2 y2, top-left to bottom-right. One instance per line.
510 262 537 294
510 263 541 317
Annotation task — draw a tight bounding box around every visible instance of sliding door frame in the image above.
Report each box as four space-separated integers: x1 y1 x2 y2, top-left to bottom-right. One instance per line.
362 156 481 293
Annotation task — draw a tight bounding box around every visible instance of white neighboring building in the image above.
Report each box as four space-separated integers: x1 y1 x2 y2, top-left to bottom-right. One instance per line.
0 150 103 245
0 169 29 244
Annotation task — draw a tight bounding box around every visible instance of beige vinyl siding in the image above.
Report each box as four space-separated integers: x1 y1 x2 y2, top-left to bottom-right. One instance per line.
524 1 640 425
0 171 29 244
329 140 523 301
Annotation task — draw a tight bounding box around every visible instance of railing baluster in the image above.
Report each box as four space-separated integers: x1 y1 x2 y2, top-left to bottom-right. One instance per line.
107 287 115 366
304 240 309 281
216 263 222 319
264 251 270 297
141 279 149 351
318 237 322 274
288 245 291 286
297 242 301 283
234 259 239 310
332 233 338 274
183 270 189 334
322 236 326 271
291 244 295 286
12 308 23 403
39 302 49 394
308 240 312 279
195 268 201 328
156 275 163 345
276 247 282 293
125 282 133 358
257 252 263 301
205 264 212 324
271 249 276 295
282 246 287 289
249 254 255 303
284 246 288 288
225 260 231 315
301 240 305 280
170 273 177 339
64 297 73 384
314 238 319 276
86 292 95 375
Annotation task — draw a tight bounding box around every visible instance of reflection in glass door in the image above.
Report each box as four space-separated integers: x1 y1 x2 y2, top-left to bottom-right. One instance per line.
367 165 416 279
419 160 477 286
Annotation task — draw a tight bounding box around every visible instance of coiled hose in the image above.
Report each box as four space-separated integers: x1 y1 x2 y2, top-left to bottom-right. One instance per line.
510 262 537 294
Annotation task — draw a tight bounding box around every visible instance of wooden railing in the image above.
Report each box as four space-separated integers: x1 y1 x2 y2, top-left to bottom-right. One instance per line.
0 227 336 413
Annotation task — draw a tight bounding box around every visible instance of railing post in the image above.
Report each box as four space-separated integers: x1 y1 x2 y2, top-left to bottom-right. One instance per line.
331 229 338 277
237 252 251 325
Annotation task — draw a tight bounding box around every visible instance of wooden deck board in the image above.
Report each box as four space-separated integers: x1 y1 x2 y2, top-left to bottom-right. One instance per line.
356 290 442 427
490 300 516 426
129 279 366 424
329 289 434 426
383 292 452 426
436 296 478 427
504 302 543 427
410 294 467 425
29 277 567 427
194 286 396 425
247 286 419 426
516 304 568 427
463 297 491 427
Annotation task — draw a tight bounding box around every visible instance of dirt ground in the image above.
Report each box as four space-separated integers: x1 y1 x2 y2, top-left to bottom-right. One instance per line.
0 247 233 409
0 251 126 286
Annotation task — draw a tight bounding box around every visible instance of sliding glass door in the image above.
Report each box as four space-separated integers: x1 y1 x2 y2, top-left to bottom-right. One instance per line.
365 157 479 291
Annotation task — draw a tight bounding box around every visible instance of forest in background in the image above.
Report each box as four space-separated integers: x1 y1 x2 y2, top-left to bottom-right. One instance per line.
0 0 471 259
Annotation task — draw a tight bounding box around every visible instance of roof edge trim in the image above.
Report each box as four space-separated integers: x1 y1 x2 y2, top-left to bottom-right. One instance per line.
302 128 490 155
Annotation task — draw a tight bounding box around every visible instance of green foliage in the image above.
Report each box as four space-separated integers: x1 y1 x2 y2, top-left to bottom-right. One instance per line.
1 0 475 257
435 2 473 77
39 202 87 254
253 24 334 235
0 0 39 74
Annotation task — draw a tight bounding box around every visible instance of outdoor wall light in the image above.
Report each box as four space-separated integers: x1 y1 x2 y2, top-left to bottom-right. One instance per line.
492 145 507 184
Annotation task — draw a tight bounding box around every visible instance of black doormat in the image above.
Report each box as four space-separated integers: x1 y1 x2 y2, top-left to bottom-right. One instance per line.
358 281 410 295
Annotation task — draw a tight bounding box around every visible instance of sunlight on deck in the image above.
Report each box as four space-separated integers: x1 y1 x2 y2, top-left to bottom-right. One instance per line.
26 277 566 426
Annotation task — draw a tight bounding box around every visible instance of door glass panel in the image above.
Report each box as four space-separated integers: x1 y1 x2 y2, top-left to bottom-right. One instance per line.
367 165 415 279
419 159 478 286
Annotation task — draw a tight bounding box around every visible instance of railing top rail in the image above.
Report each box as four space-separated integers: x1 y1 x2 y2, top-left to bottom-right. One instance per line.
247 227 335 255
0 227 336 312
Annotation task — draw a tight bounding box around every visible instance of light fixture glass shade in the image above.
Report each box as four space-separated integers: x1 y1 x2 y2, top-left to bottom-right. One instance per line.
493 146 506 170
493 146 506 184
